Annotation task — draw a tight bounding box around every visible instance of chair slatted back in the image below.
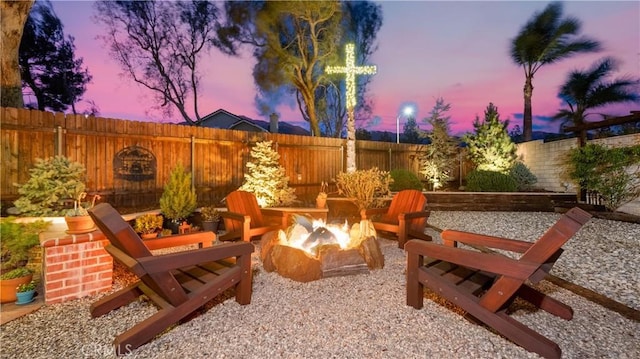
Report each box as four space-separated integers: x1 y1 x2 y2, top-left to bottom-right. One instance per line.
479 207 592 312
224 191 265 233
382 190 427 232
88 203 189 305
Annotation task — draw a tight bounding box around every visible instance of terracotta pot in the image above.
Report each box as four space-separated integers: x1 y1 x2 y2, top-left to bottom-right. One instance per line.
0 274 33 303
65 215 96 234
141 233 158 239
316 197 327 209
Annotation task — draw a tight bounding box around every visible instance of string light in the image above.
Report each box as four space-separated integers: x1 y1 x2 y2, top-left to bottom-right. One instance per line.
326 43 377 110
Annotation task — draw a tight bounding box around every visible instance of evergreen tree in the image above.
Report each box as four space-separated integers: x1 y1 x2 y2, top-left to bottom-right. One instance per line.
402 117 422 144
19 0 91 113
419 98 458 190
464 103 517 173
159 162 197 221
239 141 296 207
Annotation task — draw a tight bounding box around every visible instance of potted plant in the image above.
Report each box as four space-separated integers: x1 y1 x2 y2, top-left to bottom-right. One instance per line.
316 181 328 209
159 163 197 234
134 214 164 239
0 268 33 303
64 192 101 234
15 280 37 305
200 206 221 233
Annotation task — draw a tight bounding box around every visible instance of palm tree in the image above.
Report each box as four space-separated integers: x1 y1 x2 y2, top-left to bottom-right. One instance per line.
510 2 600 142
554 56 639 145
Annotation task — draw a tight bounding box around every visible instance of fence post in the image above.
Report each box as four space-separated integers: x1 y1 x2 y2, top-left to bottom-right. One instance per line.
55 125 64 156
190 135 195 189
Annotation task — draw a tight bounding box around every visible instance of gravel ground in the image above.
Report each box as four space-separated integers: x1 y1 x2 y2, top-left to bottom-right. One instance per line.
1 211 638 359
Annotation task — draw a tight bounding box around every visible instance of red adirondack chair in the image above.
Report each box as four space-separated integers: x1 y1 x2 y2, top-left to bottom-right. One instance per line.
88 203 254 355
405 207 592 358
361 189 432 248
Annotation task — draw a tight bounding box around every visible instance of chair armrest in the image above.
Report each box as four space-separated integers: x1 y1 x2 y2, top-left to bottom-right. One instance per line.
139 242 254 274
220 211 251 223
405 240 537 280
143 231 216 250
441 229 533 253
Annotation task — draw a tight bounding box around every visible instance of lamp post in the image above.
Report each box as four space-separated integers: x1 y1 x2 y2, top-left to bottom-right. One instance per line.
396 106 414 143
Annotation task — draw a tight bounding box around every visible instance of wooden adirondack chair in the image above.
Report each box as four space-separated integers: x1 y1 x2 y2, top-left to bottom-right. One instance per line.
405 207 592 359
361 189 432 248
88 203 254 355
219 190 286 242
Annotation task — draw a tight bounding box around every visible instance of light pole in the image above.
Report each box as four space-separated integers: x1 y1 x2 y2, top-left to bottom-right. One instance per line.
396 106 414 143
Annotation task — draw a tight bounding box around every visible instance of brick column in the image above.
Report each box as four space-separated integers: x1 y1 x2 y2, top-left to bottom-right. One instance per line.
40 231 112 305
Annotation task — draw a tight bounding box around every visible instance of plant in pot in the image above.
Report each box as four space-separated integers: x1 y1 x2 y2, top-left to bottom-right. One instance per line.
134 214 164 239
0 268 34 303
0 217 48 303
15 279 37 305
159 163 197 234
200 206 221 233
64 192 101 234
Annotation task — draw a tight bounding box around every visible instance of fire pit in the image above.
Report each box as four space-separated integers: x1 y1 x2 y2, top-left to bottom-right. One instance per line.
260 216 384 282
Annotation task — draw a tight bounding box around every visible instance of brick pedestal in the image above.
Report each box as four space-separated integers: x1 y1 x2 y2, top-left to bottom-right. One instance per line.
40 225 113 305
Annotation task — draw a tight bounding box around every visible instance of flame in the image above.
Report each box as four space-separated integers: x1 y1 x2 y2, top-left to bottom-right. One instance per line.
281 219 355 256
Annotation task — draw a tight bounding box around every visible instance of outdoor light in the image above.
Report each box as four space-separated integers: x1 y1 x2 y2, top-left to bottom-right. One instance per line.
396 106 414 143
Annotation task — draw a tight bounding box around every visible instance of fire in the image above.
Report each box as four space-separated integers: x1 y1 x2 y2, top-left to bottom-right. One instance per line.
276 216 376 257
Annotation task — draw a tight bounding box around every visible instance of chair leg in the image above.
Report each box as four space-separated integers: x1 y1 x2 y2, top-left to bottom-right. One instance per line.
420 271 563 359
90 283 143 318
517 284 573 320
406 252 424 309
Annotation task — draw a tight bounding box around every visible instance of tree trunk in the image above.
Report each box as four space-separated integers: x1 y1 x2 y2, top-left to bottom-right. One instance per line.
522 77 533 142
0 0 34 108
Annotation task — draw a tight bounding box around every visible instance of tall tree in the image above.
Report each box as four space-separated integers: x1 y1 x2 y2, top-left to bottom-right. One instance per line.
420 98 458 190
554 57 639 144
220 1 381 137
20 0 92 113
402 117 421 144
253 1 342 136
465 103 517 173
1 0 34 108
510 1 600 141
93 0 235 124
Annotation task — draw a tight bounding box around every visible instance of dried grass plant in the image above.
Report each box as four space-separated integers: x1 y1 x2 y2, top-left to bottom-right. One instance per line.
335 168 392 210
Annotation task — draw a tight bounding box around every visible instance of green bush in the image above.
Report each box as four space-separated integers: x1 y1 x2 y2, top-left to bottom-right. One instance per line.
0 267 33 280
1 218 50 269
566 143 640 211
509 162 537 191
390 169 423 191
465 170 518 192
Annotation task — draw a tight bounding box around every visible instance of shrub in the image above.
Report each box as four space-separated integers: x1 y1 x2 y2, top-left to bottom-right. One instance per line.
390 169 423 191
0 267 33 280
566 143 640 211
509 162 537 191
465 170 518 192
159 163 197 221
464 103 517 173
335 167 392 210
13 156 86 216
1 218 50 269
239 141 296 207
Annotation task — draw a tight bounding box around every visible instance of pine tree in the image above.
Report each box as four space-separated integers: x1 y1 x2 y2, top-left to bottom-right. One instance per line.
419 98 458 190
159 162 197 221
464 103 517 173
239 141 296 207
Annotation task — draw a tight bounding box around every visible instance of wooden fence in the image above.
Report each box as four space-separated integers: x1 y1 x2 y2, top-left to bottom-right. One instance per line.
2 107 467 210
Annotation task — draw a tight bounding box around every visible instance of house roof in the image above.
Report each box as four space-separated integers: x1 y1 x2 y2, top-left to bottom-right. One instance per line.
195 108 310 136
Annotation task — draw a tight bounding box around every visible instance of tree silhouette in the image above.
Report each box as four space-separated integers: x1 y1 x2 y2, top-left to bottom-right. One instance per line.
20 0 92 113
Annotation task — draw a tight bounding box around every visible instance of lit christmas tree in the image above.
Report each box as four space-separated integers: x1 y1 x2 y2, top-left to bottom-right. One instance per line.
239 141 296 207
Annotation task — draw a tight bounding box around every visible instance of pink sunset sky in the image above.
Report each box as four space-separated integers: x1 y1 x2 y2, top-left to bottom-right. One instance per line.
49 1 639 136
